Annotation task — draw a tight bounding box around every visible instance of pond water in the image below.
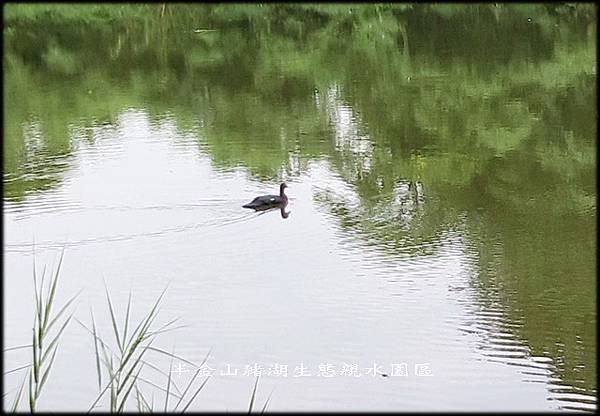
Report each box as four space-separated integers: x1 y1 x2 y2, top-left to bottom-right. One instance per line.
3 4 596 412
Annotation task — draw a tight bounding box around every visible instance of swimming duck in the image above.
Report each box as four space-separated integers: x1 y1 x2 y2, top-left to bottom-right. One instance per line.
243 183 288 210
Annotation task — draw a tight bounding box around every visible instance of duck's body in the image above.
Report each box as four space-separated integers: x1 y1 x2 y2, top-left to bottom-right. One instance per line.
243 183 288 210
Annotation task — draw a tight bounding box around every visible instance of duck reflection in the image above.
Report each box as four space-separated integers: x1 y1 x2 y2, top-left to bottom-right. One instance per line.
251 202 290 219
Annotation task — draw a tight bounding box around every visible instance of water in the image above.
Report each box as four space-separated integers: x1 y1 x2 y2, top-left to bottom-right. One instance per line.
3 4 596 412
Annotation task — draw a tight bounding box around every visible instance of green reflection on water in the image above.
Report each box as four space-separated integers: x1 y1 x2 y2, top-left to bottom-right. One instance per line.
4 3 596 400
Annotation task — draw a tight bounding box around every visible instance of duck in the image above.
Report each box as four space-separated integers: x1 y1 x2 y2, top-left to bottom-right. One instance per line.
243 183 288 210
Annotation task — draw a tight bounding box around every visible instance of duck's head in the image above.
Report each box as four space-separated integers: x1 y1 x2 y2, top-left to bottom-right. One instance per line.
280 182 288 194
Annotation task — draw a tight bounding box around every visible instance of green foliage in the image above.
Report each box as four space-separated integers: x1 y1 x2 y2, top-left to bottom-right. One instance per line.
4 4 153 24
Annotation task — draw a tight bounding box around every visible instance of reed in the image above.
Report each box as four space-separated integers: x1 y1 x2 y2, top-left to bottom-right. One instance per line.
4 249 271 412
3 248 79 412
76 283 212 412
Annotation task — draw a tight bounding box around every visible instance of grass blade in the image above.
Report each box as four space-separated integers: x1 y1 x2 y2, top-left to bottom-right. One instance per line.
135 385 152 413
134 287 168 340
260 388 275 413
44 290 80 334
87 351 119 412
4 364 31 375
32 243 45 329
116 341 153 396
37 342 59 398
144 324 189 338
134 386 143 412
4 344 32 352
32 255 41 327
122 290 133 353
174 348 212 411
32 327 39 384
42 248 65 332
118 363 144 413
136 376 182 400
164 353 174 412
248 376 259 413
143 317 184 338
173 367 202 411
120 310 165 374
139 359 182 395
75 318 117 357
104 281 122 353
90 310 103 391
149 317 181 333
122 287 167 358
40 314 73 364
10 373 27 412
38 264 46 322
28 368 34 413
4 387 18 399
145 346 197 368
180 376 211 413
110 355 117 412
36 264 46 355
